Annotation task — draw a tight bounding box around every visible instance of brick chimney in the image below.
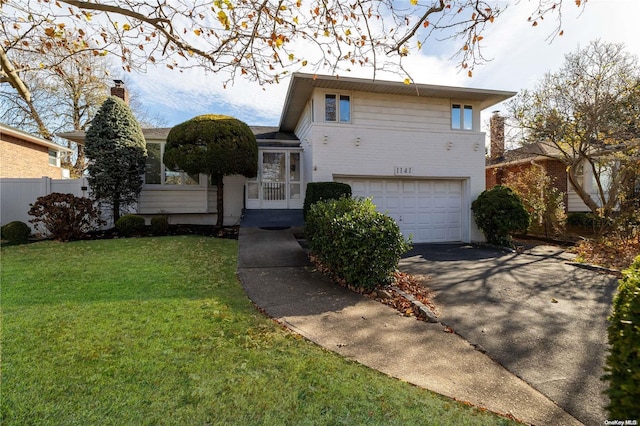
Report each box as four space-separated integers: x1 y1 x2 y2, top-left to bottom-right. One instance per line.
110 79 129 104
489 111 505 161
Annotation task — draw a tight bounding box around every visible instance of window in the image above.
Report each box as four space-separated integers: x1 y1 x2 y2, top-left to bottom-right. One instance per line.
145 142 200 186
325 93 351 123
48 149 59 166
451 104 473 130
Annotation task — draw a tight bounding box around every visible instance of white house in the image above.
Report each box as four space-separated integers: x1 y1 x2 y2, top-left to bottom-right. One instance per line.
59 74 515 243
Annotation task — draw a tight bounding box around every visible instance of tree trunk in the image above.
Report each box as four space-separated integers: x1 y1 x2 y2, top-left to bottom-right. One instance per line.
215 175 224 227
113 198 121 223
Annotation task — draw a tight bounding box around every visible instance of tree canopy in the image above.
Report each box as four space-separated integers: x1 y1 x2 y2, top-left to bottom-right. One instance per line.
509 40 640 220
165 114 257 226
85 95 147 222
2 1 587 106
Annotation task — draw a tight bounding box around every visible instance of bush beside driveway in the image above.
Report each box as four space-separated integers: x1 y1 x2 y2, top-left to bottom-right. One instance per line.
400 243 619 426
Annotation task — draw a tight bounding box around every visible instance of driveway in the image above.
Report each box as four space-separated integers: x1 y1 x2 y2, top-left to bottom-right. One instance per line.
400 243 619 426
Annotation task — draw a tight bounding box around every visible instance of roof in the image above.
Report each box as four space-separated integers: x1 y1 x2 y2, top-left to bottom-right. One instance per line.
57 126 299 145
1 123 73 152
278 73 517 132
486 142 566 168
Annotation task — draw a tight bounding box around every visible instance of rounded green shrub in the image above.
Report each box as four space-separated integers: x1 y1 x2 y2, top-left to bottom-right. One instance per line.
604 256 640 419
471 185 530 247
150 215 169 235
115 214 146 237
306 197 411 290
1 221 31 244
303 182 352 220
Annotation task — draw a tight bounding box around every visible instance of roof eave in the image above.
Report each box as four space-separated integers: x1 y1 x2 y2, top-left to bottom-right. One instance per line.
2 124 73 152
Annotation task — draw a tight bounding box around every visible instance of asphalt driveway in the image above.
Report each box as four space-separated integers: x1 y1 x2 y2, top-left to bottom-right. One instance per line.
399 243 619 426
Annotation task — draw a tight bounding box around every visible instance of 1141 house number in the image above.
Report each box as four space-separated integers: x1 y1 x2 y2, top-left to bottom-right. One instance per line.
394 166 413 176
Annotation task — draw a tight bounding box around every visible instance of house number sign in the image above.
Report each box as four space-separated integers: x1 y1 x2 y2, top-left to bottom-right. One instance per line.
394 166 413 176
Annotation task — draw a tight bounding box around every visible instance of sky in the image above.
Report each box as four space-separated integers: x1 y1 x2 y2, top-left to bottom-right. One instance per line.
124 0 640 131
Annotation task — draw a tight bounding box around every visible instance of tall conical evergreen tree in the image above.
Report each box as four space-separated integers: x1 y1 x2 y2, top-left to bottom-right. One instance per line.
85 96 146 222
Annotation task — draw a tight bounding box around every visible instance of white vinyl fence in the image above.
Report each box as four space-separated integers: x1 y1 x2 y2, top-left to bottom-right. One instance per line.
0 177 114 233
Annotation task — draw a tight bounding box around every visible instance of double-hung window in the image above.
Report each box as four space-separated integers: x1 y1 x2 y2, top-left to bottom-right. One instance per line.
145 142 200 186
451 104 473 130
325 94 351 123
48 149 59 167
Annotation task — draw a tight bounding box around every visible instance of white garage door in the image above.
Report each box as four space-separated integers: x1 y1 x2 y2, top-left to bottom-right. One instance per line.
339 178 463 243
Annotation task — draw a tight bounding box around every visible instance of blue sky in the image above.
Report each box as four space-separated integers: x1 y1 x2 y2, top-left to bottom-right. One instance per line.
125 0 640 129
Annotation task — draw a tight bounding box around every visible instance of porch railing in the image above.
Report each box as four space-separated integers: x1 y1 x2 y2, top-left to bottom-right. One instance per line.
263 182 286 201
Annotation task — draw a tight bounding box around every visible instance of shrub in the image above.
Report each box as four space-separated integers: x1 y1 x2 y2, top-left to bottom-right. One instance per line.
150 215 169 235
471 185 530 247
502 167 566 237
604 256 640 419
1 221 31 244
567 212 600 228
28 193 105 242
115 214 147 237
303 182 352 220
306 197 411 290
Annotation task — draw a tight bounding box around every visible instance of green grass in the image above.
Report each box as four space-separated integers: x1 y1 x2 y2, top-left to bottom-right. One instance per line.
1 236 515 425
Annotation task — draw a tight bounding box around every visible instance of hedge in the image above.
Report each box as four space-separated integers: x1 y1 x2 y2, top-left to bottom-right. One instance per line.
604 255 640 419
303 182 352 220
306 197 411 290
115 214 146 237
471 185 530 246
1 221 31 244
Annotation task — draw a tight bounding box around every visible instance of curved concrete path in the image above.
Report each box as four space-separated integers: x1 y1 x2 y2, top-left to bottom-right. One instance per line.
237 228 581 425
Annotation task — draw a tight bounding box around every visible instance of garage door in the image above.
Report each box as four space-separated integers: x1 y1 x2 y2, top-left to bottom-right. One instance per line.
338 178 463 243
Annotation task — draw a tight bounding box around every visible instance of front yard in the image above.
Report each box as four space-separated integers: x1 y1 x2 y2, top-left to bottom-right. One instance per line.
1 236 513 425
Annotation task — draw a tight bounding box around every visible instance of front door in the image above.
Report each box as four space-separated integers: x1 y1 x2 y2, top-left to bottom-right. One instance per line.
246 150 303 209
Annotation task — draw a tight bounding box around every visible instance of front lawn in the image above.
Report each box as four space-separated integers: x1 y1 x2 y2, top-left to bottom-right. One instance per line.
1 237 514 425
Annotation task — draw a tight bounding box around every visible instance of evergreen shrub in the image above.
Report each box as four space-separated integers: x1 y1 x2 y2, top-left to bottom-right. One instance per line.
150 215 169 235
303 182 352 220
28 193 104 241
604 256 640 420
1 221 31 244
471 185 530 246
115 214 146 237
306 197 411 290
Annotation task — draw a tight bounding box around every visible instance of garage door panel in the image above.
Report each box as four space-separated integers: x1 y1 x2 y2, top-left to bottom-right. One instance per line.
337 178 463 243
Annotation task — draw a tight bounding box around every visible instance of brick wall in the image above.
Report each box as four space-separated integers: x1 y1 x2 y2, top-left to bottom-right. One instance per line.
0 135 64 179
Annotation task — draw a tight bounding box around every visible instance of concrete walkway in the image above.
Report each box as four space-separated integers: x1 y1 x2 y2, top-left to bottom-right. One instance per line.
237 228 582 425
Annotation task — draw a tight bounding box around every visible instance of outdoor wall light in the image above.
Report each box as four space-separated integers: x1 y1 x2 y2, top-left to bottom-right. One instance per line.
473 142 481 151
355 137 361 146
446 141 453 150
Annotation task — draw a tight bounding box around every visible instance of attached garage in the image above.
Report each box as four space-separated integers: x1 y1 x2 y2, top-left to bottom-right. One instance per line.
337 178 465 243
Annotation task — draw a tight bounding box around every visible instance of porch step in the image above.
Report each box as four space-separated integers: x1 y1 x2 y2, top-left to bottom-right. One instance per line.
240 209 304 228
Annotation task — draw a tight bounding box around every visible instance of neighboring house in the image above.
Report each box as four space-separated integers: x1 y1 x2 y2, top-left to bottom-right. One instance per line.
0 123 72 179
485 114 604 213
60 74 515 243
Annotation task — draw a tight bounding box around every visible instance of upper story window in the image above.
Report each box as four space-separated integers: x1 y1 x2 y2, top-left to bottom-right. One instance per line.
145 142 200 186
48 149 59 167
452 104 473 130
325 94 351 123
